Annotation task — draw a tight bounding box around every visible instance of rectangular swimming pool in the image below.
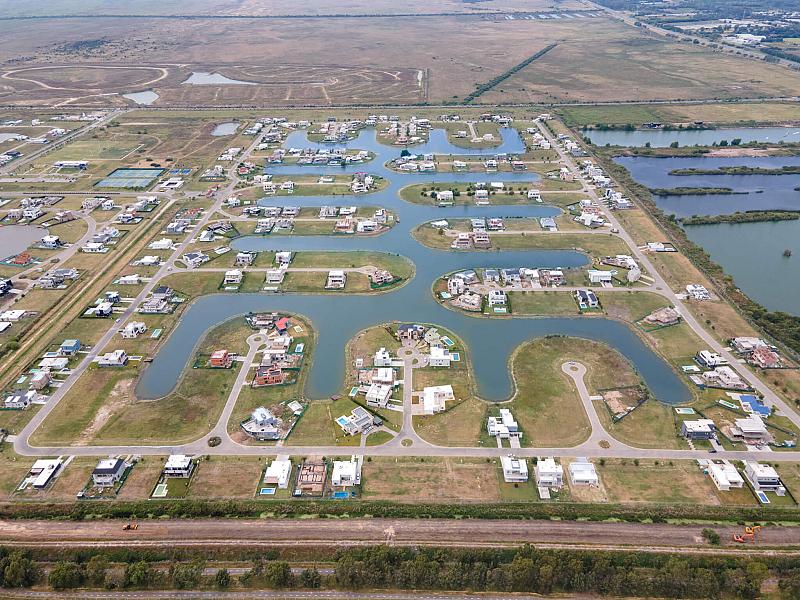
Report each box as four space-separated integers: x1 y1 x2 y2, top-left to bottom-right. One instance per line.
259 487 276 496
756 491 770 504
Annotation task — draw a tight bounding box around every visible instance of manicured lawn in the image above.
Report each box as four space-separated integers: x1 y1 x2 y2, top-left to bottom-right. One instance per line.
596 399 687 450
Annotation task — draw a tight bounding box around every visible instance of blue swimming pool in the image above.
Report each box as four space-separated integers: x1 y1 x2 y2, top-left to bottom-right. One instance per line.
756 490 770 504
332 491 352 499
336 416 349 426
259 487 276 495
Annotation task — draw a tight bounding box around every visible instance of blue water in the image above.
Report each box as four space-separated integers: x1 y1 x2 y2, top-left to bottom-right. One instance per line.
136 127 691 404
615 155 800 315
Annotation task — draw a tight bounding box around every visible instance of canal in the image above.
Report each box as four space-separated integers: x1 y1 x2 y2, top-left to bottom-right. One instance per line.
136 127 692 404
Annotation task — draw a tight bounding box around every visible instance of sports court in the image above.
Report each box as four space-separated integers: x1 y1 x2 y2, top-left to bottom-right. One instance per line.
96 167 164 189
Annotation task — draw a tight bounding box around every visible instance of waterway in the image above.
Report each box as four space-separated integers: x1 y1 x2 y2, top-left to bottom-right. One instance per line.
0 224 44 256
122 90 159 105
616 154 800 315
211 122 239 136
183 72 258 86
584 127 800 148
136 127 691 404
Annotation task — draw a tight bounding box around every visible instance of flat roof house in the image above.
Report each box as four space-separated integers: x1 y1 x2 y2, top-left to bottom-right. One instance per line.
210 349 232 368
681 419 716 440
325 270 347 290
163 455 194 478
263 458 292 489
707 461 744 491
242 406 280 440
27 459 63 490
568 458 599 486
744 461 785 493
4 390 35 410
374 347 392 367
59 339 81 356
535 458 564 489
97 349 128 367
501 456 529 483
487 408 520 439
337 406 375 436
730 415 770 444
91 458 126 487
366 383 392 408
422 384 454 415
696 350 728 368
429 346 452 367
332 456 362 487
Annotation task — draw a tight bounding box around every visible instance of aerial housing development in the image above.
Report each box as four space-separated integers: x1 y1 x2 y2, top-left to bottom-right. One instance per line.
1 0 800 597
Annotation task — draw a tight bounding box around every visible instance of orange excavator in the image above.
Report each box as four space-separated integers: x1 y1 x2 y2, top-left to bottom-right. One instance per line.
122 522 138 531
732 525 761 543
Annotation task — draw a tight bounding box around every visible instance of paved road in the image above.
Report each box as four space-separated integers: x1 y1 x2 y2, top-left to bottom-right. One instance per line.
11 117 800 466
536 118 800 430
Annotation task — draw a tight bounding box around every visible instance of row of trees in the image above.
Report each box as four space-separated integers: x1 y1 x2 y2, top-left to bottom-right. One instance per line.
333 546 777 599
5 545 800 597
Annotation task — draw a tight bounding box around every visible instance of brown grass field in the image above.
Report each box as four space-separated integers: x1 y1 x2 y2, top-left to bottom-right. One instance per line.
3 11 797 106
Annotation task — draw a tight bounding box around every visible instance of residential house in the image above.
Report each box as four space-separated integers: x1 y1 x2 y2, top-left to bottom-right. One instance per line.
702 366 748 390
241 407 280 440
325 270 347 289
366 383 392 408
681 419 716 440
59 339 81 356
331 456 362 487
337 406 375 436
535 458 564 488
708 461 744 491
751 346 781 369
163 455 194 478
4 390 36 410
422 384 454 415
487 409 520 439
731 337 770 354
743 461 785 493
370 269 394 286
263 458 292 488
686 284 711 300
696 350 728 368
587 269 613 285
374 347 393 367
28 459 63 489
121 321 146 339
235 252 256 267
29 371 51 391
488 290 507 306
568 458 599 486
91 458 126 487
275 251 292 267
501 456 529 483
97 349 128 367
574 289 600 310
397 323 426 340
224 269 243 285
253 365 284 387
730 415 770 443
210 349 233 368
429 346 452 367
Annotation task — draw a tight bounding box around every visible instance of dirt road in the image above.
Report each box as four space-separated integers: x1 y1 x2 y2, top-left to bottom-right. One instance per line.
2 518 798 553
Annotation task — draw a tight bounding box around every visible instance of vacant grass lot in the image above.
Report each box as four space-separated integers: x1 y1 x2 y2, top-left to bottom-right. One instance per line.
31 318 252 446
362 457 502 502
508 337 639 448
600 459 719 504
559 102 800 127
188 456 264 498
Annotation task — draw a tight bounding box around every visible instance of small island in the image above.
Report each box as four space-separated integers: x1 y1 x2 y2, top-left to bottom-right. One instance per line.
679 210 800 226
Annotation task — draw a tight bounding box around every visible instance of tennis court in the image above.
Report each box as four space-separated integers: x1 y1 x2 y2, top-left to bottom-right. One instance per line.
96 168 164 189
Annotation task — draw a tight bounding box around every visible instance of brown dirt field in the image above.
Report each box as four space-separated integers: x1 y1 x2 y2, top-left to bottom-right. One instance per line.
2 517 799 550
117 458 165 500
46 458 96 501
188 457 264 499
362 457 501 502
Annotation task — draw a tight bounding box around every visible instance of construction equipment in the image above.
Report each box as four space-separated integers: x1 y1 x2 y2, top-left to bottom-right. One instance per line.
745 525 762 535
122 522 138 531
